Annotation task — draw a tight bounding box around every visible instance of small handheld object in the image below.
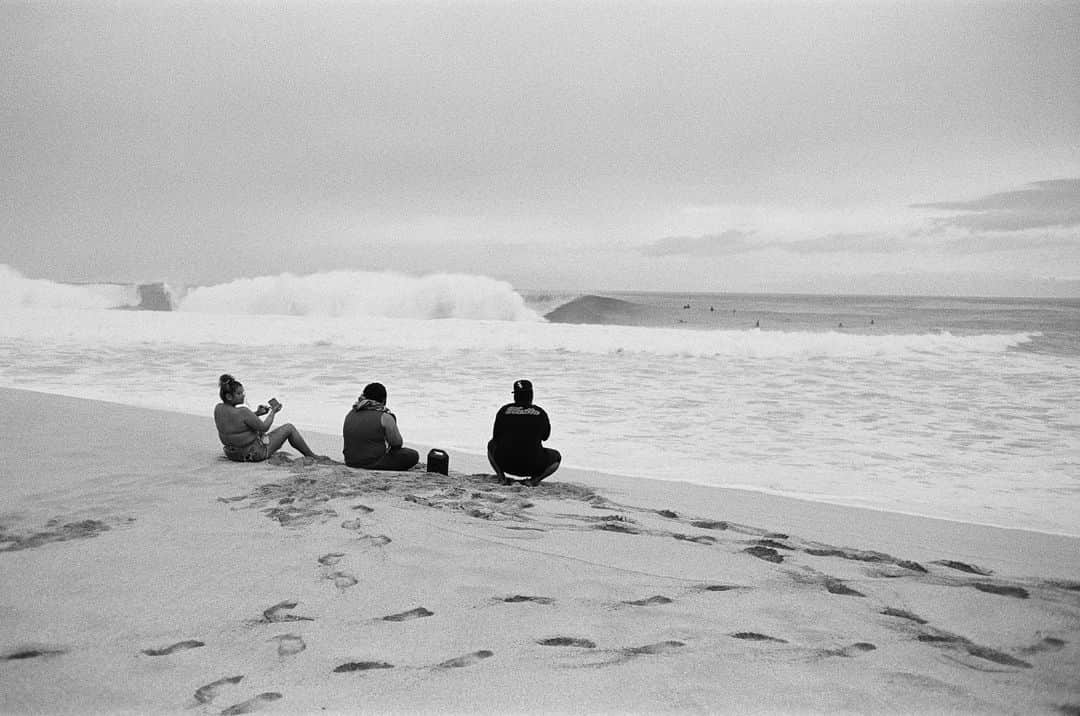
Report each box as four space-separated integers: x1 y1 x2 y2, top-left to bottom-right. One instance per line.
268 398 281 410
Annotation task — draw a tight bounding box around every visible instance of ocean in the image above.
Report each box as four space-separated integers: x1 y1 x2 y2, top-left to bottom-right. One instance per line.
2 265 1078 537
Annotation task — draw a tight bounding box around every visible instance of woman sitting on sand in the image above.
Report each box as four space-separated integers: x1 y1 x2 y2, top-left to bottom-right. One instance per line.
214 374 320 462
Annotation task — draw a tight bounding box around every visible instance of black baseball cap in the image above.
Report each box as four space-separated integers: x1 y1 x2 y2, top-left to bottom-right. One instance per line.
513 379 533 394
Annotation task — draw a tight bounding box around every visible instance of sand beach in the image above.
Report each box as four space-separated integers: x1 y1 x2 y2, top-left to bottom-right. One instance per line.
1 387 1078 714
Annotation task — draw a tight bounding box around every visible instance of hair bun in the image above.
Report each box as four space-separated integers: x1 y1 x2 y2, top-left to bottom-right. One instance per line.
219 374 235 386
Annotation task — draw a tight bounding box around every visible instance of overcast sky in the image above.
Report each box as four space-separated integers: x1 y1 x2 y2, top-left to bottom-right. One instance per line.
3 1 1078 296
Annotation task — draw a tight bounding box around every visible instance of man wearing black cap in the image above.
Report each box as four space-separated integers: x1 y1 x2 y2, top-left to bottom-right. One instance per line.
487 379 561 486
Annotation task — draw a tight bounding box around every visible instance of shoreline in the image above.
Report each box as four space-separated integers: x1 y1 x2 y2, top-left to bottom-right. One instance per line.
7 384 1079 544
3 387 1078 713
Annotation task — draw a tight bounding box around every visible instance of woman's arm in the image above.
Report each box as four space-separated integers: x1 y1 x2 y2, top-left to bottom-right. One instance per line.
241 405 278 434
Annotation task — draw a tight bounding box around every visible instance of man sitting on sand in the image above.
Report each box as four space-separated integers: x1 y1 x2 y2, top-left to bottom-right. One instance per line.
342 382 420 471
488 379 561 486
214 374 321 462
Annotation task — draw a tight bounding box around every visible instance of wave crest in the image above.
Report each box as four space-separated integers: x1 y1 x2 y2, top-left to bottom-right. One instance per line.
176 270 540 321
0 264 138 309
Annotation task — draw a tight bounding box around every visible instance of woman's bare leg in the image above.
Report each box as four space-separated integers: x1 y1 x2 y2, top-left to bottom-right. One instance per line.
267 423 316 457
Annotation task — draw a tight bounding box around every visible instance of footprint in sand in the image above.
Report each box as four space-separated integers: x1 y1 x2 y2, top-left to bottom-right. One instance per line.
381 607 434 622
623 595 673 606
754 538 796 551
356 534 392 549
624 641 685 656
220 692 283 715
141 640 204 656
340 519 365 530
583 639 682 669
330 571 359 589
318 552 346 566
595 522 640 535
972 582 1029 599
436 650 494 668
730 632 788 643
585 640 685 668
673 533 716 545
743 545 783 563
262 600 314 623
881 607 928 625
824 578 866 597
805 547 927 573
1019 636 1066 655
691 520 729 530
352 504 374 513
270 634 306 657
502 595 555 605
3 646 68 660
961 645 1032 669
931 560 992 576
194 675 244 704
696 584 740 592
334 661 394 673
537 637 597 648
916 632 1031 669
823 642 877 657
655 509 679 518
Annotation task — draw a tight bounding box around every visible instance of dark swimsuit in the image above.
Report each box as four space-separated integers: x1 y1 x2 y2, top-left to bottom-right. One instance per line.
222 436 269 462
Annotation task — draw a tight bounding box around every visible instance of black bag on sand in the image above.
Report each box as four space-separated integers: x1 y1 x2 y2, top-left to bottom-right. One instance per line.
426 449 449 475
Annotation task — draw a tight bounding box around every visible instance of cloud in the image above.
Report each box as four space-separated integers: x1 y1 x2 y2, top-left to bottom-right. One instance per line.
942 232 1080 254
780 233 905 254
912 179 1080 231
639 229 757 256
641 230 912 257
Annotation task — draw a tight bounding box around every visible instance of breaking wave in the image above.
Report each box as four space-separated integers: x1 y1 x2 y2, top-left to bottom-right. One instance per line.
0 265 538 321
0 264 142 309
176 270 541 321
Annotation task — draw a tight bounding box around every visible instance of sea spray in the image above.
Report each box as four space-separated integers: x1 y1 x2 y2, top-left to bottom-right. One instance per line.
0 264 138 310
0 264 540 321
177 270 542 321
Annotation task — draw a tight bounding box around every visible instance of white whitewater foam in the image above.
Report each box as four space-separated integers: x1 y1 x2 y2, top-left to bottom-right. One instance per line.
0 307 1034 360
0 306 1075 536
177 270 542 321
0 264 138 310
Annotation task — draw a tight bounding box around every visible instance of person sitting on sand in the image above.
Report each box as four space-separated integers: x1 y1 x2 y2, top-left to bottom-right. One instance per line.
342 382 420 471
214 374 320 462
488 379 561 486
